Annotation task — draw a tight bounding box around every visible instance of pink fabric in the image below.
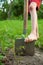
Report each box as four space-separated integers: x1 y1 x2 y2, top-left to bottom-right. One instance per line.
29 0 41 9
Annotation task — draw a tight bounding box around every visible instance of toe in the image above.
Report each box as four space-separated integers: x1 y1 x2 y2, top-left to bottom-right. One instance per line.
24 38 28 42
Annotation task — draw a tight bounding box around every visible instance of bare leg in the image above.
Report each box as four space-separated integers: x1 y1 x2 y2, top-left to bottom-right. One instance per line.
25 2 39 42
36 21 39 38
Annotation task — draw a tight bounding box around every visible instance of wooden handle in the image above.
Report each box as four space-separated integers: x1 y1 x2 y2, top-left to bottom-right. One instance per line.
23 0 28 34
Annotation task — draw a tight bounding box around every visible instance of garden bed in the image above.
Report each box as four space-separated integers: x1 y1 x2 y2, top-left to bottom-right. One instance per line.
1 48 43 65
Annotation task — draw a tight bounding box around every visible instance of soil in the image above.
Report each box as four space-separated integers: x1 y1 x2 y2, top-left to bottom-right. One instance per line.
2 48 43 65
14 48 43 65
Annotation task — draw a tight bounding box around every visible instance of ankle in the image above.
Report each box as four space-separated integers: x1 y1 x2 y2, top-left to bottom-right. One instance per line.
31 31 36 35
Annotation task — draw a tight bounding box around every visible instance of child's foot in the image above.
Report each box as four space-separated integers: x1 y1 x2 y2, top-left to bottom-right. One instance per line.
24 33 37 42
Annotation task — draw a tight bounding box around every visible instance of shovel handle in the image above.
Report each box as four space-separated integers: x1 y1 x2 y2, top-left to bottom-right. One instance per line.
23 0 28 35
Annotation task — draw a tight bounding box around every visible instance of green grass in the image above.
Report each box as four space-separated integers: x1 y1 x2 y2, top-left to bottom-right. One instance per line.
0 19 43 51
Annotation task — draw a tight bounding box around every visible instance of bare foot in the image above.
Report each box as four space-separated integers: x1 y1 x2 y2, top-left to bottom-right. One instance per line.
24 33 37 43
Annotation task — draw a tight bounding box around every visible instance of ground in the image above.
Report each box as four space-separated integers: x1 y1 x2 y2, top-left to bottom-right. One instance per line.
13 48 43 65
1 48 43 65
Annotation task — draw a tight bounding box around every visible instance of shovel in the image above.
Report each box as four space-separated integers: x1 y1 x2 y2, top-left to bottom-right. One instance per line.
15 0 35 56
